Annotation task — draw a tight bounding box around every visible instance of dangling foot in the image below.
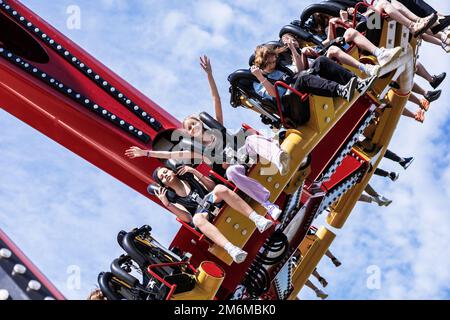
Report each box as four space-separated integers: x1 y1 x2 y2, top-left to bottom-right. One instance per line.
263 201 282 220
337 77 357 101
225 244 248 264
431 15 450 34
419 99 430 111
356 76 377 94
362 64 381 77
273 150 290 176
332 257 342 267
373 195 393 207
318 277 328 288
315 289 328 299
410 13 438 37
399 157 414 170
377 47 403 67
424 89 441 103
254 215 274 233
429 72 446 89
414 109 425 123
389 172 399 182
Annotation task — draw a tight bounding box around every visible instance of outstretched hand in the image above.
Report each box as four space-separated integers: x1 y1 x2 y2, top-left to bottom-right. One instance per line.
200 55 212 75
177 165 195 176
125 146 146 159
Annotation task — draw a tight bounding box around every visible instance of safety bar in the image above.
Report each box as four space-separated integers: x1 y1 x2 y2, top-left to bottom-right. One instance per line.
147 262 197 300
209 170 238 191
274 81 309 129
352 0 386 28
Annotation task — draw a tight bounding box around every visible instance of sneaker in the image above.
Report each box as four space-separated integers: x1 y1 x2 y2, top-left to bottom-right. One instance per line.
441 42 450 53
414 109 425 123
389 172 399 182
429 72 446 89
332 257 342 267
274 150 290 176
419 99 430 111
431 15 450 34
263 202 282 220
363 64 380 77
377 47 403 67
318 277 328 288
227 246 248 264
254 216 274 233
410 13 438 37
399 157 414 170
356 76 377 94
424 90 442 103
374 195 393 207
337 77 357 102
315 289 328 299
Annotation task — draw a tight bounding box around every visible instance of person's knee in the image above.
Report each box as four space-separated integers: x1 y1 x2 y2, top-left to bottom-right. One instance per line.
192 214 207 228
344 28 357 42
213 185 229 198
327 46 339 58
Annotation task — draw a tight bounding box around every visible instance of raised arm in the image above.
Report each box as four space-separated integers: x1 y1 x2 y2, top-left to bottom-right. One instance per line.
200 55 224 125
125 146 203 161
287 41 306 72
251 66 278 98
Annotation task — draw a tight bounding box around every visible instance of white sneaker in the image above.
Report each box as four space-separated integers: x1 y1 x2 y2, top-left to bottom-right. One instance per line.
315 289 328 299
227 246 248 264
273 150 290 176
364 64 380 77
254 216 274 233
264 202 282 220
377 47 403 67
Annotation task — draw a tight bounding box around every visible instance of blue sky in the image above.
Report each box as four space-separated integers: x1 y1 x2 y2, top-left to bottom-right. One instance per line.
1 0 450 300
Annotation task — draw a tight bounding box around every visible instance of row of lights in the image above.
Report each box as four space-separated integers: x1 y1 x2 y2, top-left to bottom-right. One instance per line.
317 172 362 218
0 0 163 133
322 112 376 182
0 247 54 300
0 46 151 144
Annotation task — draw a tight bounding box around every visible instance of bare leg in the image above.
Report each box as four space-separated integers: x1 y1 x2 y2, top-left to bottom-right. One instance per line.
305 280 320 292
344 28 378 53
325 250 336 261
390 0 421 22
412 82 426 95
416 61 434 82
312 269 322 281
422 33 442 46
408 93 421 107
193 213 230 248
213 185 253 217
376 0 414 27
326 46 361 69
365 184 380 198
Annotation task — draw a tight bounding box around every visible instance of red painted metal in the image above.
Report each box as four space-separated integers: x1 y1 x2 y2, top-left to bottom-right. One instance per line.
0 0 180 207
0 228 65 300
274 80 309 129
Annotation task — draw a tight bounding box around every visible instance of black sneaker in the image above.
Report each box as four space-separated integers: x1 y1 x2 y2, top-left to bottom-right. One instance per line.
337 77 357 102
424 90 442 102
389 172 399 182
356 76 377 94
431 15 450 35
399 157 414 170
429 73 446 89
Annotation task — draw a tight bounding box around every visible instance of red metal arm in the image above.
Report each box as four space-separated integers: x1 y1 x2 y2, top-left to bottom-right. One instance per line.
147 262 197 300
352 1 387 28
274 81 309 129
209 170 238 191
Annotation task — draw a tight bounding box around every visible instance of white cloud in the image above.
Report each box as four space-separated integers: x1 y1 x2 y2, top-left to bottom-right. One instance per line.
2 0 449 300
